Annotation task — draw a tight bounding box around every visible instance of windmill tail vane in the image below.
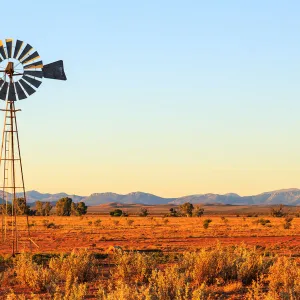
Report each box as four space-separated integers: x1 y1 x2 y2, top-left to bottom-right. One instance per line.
0 38 66 255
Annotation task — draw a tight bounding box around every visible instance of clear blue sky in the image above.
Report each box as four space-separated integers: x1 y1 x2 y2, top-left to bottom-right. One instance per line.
3 1 300 196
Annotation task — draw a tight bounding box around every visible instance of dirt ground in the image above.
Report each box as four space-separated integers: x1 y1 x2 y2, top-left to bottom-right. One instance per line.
0 215 299 255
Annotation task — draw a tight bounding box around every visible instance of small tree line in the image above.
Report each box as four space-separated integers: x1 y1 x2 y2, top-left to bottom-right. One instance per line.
0 197 87 216
108 203 205 218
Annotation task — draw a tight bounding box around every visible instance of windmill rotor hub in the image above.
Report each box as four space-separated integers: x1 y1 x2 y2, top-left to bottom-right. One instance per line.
5 62 14 77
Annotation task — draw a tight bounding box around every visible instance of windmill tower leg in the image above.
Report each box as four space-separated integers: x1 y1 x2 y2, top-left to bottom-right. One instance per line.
0 100 9 243
0 100 31 255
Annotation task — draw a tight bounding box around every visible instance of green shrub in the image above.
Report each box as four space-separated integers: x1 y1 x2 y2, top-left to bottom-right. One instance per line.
203 219 212 229
109 209 123 217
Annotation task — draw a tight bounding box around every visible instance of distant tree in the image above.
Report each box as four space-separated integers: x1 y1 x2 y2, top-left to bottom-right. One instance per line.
56 197 72 216
0 203 13 216
35 201 44 216
139 208 149 217
71 202 87 216
271 204 286 218
27 209 36 216
77 202 87 215
193 205 204 217
71 202 78 216
110 209 124 217
36 201 52 216
179 202 194 217
169 207 180 217
14 198 30 215
44 202 53 216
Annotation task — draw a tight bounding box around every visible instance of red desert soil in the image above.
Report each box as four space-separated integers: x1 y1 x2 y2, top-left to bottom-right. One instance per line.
0 215 299 255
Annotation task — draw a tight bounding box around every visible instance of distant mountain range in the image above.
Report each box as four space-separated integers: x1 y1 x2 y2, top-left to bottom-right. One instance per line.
1 188 299 206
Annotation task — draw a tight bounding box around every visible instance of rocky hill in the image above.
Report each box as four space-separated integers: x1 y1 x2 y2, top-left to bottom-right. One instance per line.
1 188 300 206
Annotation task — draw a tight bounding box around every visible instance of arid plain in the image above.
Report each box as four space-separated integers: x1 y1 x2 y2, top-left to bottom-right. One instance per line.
0 205 299 299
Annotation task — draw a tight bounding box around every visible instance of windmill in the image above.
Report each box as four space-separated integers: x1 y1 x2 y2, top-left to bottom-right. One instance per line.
0 38 66 255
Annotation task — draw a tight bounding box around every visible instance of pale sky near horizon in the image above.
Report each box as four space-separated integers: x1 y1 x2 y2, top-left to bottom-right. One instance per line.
2 1 300 197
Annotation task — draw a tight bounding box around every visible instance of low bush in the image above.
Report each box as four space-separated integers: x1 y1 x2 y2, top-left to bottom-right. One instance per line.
49 249 98 283
283 216 293 229
94 219 102 227
3 243 299 298
178 244 270 286
253 218 271 226
126 219 134 226
268 256 300 298
14 253 56 292
112 251 156 285
271 204 286 217
203 219 212 229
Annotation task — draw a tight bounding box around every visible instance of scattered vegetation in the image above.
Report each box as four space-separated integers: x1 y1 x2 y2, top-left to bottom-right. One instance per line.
253 218 271 226
2 244 298 298
271 204 287 218
1 214 299 298
203 218 212 229
126 219 134 226
166 203 204 217
139 208 149 217
94 219 102 227
283 216 293 229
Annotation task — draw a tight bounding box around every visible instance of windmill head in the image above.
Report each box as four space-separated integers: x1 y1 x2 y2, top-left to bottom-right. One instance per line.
0 38 67 101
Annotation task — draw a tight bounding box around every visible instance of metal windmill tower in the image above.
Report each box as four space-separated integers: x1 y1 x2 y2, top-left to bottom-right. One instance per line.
0 38 66 255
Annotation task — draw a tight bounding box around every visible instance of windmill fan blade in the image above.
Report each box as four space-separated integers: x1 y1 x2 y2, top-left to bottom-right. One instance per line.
0 40 7 60
18 44 33 61
5 39 13 58
23 75 42 89
21 51 40 64
23 60 43 70
23 70 43 78
42 60 67 80
15 81 27 100
19 79 36 96
0 82 8 100
14 40 23 58
8 83 17 101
